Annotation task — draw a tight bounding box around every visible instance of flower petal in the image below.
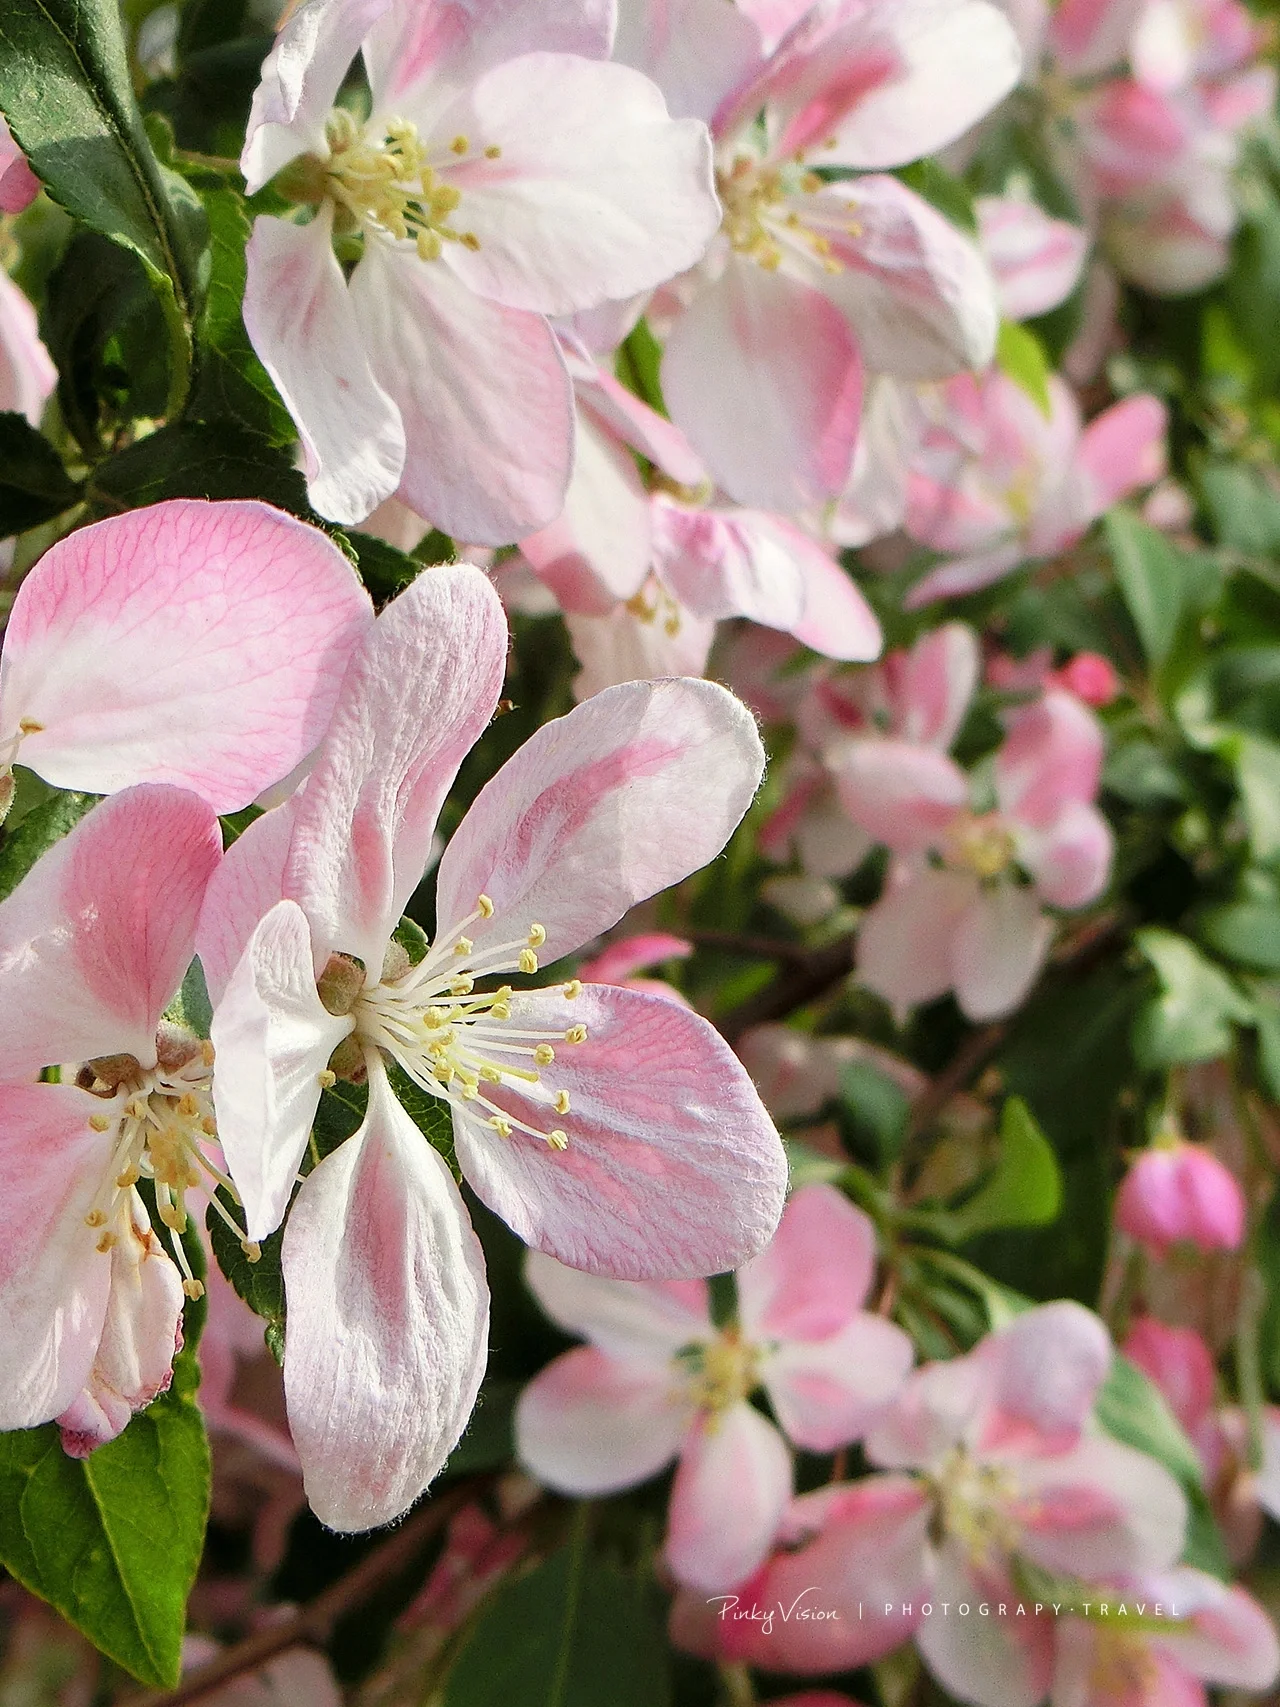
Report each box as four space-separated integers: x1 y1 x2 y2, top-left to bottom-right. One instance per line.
435 676 764 962
762 1314 915 1451
917 1542 1052 1707
3 498 374 809
856 865 973 1018
515 1345 690 1493
1016 800 1112 909
738 1183 878 1339
614 0 764 122
952 883 1053 1021
828 737 969 854
524 1249 712 1360
452 983 786 1279
0 269 56 425
282 1064 489 1530
977 195 1090 321
1075 393 1168 515
996 689 1105 825
666 1405 792 1591
1014 1434 1188 1577
651 502 807 630
0 786 221 1077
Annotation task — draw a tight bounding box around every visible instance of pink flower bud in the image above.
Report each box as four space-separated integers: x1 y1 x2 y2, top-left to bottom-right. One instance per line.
1056 651 1120 707
1115 1139 1246 1254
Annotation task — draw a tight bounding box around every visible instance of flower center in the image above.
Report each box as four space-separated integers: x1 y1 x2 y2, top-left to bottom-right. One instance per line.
351 896 588 1152
1087 1627 1160 1697
716 151 845 274
626 575 684 636
932 1445 1021 1566
678 1328 761 1420
319 110 489 259
943 810 1017 880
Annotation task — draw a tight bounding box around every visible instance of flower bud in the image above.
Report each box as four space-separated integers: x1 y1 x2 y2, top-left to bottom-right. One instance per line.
1056 652 1119 707
1116 1138 1246 1254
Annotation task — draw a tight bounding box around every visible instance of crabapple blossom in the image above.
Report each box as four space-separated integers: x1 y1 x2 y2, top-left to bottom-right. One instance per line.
976 194 1090 321
1115 1134 1246 1254
903 370 1167 606
199 560 786 1528
240 0 720 538
619 0 1019 510
0 785 229 1446
0 499 372 816
516 1184 912 1591
0 266 54 430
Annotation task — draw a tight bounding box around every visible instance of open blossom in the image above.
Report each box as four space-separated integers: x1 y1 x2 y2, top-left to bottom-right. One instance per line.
0 499 372 815
516 1185 912 1592
0 786 227 1449
903 370 1167 606
618 0 1019 511
198 560 786 1529
240 0 719 539
1115 1134 1246 1254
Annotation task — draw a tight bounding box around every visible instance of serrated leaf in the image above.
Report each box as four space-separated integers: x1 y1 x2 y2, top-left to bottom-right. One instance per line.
87 420 312 513
163 956 213 1039
951 1097 1062 1240
996 319 1051 415
0 0 208 413
0 788 99 903
1105 509 1187 667
350 531 425 602
0 411 82 533
1132 927 1254 1067
0 1366 210 1685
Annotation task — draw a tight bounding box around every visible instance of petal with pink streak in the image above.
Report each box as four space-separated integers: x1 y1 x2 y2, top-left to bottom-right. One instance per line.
971 1301 1112 1454
0 1084 113 1431
0 270 56 425
614 0 763 122
865 1349 990 1470
564 346 708 487
516 1345 691 1494
57 1194 184 1457
738 1183 878 1339
952 883 1053 1021
1014 1435 1188 1578
662 260 863 513
996 689 1105 825
351 239 573 545
1075 393 1168 517
434 676 764 963
1049 0 1145 77
243 212 405 527
902 543 1025 609
211 900 355 1242
282 1063 489 1531
287 563 508 972
667 1405 792 1592
977 196 1090 321
524 1249 711 1360
1017 800 1112 909
828 737 968 854
452 983 786 1279
577 933 694 987
0 116 39 213
897 622 981 749
1123 1318 1216 1442
520 411 653 612
917 1543 1053 1707
1156 1570 1280 1691
784 529 883 662
436 56 720 316
196 795 300 1005
856 865 974 1017
3 499 373 810
0 786 220 1077
762 1314 915 1451
565 601 716 699
651 502 807 630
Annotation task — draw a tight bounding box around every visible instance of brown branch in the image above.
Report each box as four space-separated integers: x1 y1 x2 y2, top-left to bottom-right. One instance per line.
683 928 812 965
126 1481 486 1707
719 933 856 1045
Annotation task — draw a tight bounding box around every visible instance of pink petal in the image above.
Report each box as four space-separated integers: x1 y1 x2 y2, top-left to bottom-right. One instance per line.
196 795 300 1005
996 689 1105 825
243 212 406 526
896 622 981 749
738 1183 879 1338
614 0 764 122
917 1543 1053 1707
515 1345 690 1493
1075 393 1168 515
577 933 694 987
3 497 374 809
762 1314 915 1451
434 676 764 963
1157 1570 1280 1692
1123 1317 1217 1442
902 543 1024 609
977 195 1090 321
828 737 969 854
351 240 574 544
524 1249 711 1358
0 1084 113 1430
1014 1434 1188 1577
281 1062 489 1531
866 1350 991 1470
856 865 974 1017
434 56 720 315
565 346 708 487
0 116 39 214
952 883 1053 1020
1049 0 1145 76
971 1301 1113 1453
784 527 883 662
211 900 355 1242
0 269 56 425
651 502 807 630
1017 800 1113 909
0 786 221 1077
663 260 863 512
564 601 716 697
452 983 786 1279
288 563 509 973
666 1406 793 1592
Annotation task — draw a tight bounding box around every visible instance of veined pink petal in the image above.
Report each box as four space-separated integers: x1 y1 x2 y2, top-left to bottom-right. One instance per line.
211 900 355 1242
516 1345 691 1493
351 240 574 545
1075 394 1168 517
1017 800 1113 909
435 676 764 963
243 212 406 526
952 883 1053 1020
666 1405 792 1592
829 737 969 854
288 563 508 972
662 260 864 512
762 1314 915 1451
0 1084 113 1430
1014 1435 1187 1577
2 497 374 809
452 984 786 1279
435 56 720 315
282 1063 489 1531
738 1183 879 1338
524 1249 711 1359
977 196 1090 321
57 1193 184 1457
0 786 221 1077
614 0 764 121
996 689 1105 826
856 865 974 1018
0 270 56 425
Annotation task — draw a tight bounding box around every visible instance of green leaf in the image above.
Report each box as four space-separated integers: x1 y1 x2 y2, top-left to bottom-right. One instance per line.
392 915 430 965
0 788 99 903
837 1058 910 1165
0 0 208 413
88 420 312 513
1198 900 1280 972
616 318 667 417
207 1188 286 1363
1255 999 1280 1103
350 531 425 602
895 157 977 233
996 319 1051 415
1132 927 1254 1068
163 956 213 1039
951 1097 1062 1240
1105 509 1187 666
443 1520 671 1707
1222 729 1280 861
0 412 82 534
0 1369 210 1685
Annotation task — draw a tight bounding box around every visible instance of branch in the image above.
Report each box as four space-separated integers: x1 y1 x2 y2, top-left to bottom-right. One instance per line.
719 933 856 1045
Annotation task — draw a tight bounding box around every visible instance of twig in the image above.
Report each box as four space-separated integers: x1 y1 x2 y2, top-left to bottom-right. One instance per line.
125 1481 485 1707
684 928 812 965
719 933 856 1044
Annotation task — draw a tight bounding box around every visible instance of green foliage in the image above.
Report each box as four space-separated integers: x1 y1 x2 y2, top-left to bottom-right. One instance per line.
207 1190 286 1364
87 419 311 512
1105 509 1197 669
0 788 98 902
996 319 1052 415
0 411 82 533
1132 927 1254 1067
951 1098 1062 1241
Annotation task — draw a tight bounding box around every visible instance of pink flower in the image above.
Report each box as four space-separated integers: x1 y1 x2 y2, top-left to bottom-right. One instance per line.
1115 1137 1246 1254
976 195 1090 321
1058 651 1121 706
620 0 1019 510
904 370 1167 606
0 499 373 813
577 931 693 1003
0 116 39 214
0 786 226 1444
198 561 786 1529
851 689 1113 1020
240 0 720 538
0 267 55 429
516 1184 912 1591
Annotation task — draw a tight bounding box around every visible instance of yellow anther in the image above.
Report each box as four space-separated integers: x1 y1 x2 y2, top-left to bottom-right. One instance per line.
484 145 502 159
96 1232 116 1253
183 1278 205 1301
201 1040 216 1066
450 976 475 996
563 980 582 1000
454 936 473 956
425 1007 448 1030
242 1241 262 1263
127 1098 148 1119
317 1069 337 1089
85 1209 107 1229
477 893 495 918
417 230 443 261
534 1044 555 1066
554 1090 571 1115
461 232 481 250
451 134 469 154
548 1129 569 1151
519 948 539 975
17 717 44 734
491 999 512 1020
528 923 547 948
565 1024 588 1045
201 1117 217 1137
160 1205 188 1233
178 1092 200 1117
115 1168 140 1189
89 1114 113 1133
480 1065 504 1085
490 1116 513 1138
